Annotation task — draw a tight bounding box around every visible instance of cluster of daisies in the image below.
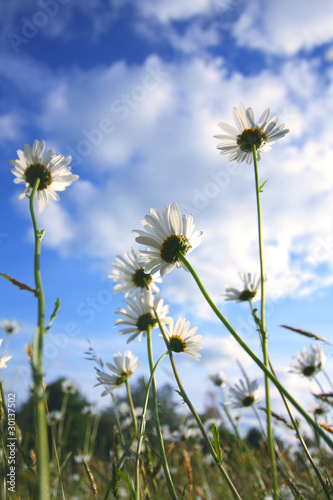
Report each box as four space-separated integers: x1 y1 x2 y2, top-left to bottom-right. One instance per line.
99 202 204 393
8 104 328 405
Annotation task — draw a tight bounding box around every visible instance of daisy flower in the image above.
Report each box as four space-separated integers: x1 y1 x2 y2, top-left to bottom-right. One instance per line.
0 354 12 369
223 272 261 302
133 202 203 277
208 372 226 387
214 102 289 164
115 289 170 343
1 318 21 335
0 339 12 368
290 344 326 378
9 140 79 213
109 248 161 297
61 379 77 394
48 410 63 424
95 350 141 395
162 317 202 361
229 378 260 408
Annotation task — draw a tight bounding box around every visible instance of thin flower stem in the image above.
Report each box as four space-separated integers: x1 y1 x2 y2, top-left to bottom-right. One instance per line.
135 351 168 500
220 391 266 492
248 301 331 498
314 376 325 394
117 378 138 470
111 392 126 446
281 387 331 499
322 369 333 391
167 352 242 500
252 144 278 499
146 325 178 500
152 311 241 499
29 178 50 500
177 252 333 450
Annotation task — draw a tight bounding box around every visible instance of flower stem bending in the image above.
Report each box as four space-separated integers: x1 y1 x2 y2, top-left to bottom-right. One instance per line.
177 252 333 451
252 144 278 499
146 325 178 500
29 178 50 500
168 352 242 500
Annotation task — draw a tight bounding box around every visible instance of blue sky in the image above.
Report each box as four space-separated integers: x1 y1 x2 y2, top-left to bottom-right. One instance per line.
1 0 333 435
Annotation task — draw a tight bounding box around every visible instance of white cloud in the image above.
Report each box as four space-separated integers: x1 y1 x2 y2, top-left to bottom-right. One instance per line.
137 0 213 23
37 203 78 251
4 47 333 308
231 0 333 55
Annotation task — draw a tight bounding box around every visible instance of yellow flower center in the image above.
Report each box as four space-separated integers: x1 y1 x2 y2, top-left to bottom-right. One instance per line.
24 163 52 190
238 289 257 301
237 128 268 153
169 335 186 353
242 395 256 407
132 268 153 289
136 313 157 332
160 234 191 263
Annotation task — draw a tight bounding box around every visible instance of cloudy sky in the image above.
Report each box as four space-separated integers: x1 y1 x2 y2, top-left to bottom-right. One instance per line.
1 0 333 435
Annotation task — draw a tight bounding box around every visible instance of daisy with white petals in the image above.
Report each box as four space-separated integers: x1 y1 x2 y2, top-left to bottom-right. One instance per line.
133 202 203 277
115 289 170 343
214 102 289 164
1 319 21 335
208 372 226 387
95 350 141 395
163 317 202 361
0 339 12 368
109 249 161 297
223 273 261 303
229 378 260 408
290 344 326 378
9 140 79 213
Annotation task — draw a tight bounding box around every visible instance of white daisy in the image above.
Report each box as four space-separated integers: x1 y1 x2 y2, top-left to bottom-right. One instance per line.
133 202 203 277
229 379 260 408
1 319 21 335
95 350 141 395
109 248 161 297
0 354 12 369
115 289 170 343
223 273 261 302
214 102 289 164
61 379 77 394
74 454 91 464
208 372 226 387
9 140 79 213
290 344 326 378
0 338 12 368
163 317 202 361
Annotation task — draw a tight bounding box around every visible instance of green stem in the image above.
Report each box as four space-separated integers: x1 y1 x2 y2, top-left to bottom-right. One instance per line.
252 144 278 499
168 353 242 500
135 352 168 500
248 301 331 498
146 325 178 500
177 252 333 451
29 179 50 500
117 378 138 470
111 393 126 447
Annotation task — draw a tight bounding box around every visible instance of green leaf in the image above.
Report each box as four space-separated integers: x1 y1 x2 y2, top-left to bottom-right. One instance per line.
117 469 135 495
45 298 61 332
38 229 45 241
211 424 222 463
259 179 268 192
0 273 38 297
181 483 188 499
